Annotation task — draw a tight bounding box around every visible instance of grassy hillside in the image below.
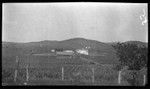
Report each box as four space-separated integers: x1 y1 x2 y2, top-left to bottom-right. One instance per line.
107 41 148 48
3 38 147 66
124 41 148 48
2 38 119 65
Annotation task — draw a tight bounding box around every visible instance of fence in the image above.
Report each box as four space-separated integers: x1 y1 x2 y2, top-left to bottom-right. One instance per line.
2 65 147 86
3 64 120 85
2 56 147 86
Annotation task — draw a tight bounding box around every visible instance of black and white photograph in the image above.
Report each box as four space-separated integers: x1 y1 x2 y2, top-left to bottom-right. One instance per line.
2 2 148 86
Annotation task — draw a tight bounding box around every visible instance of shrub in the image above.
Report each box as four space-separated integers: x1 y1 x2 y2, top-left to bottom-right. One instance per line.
2 69 14 82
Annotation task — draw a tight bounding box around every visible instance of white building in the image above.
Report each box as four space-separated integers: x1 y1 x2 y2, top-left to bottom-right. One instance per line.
56 50 74 56
51 49 55 52
64 50 74 53
76 49 88 55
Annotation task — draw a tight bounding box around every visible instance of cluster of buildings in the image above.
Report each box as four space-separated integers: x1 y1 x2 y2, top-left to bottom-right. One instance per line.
51 47 90 56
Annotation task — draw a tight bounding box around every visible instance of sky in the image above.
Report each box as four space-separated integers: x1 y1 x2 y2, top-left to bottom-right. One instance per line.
2 3 148 43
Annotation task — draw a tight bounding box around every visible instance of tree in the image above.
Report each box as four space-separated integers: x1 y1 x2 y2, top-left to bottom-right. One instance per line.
112 42 147 70
112 42 147 86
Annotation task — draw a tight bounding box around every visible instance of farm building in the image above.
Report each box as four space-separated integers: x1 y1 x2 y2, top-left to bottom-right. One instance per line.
76 49 88 55
51 49 55 52
56 50 74 56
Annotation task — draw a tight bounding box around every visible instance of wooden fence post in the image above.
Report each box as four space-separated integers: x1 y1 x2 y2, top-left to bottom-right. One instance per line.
23 64 29 85
118 70 121 85
14 56 19 82
62 67 64 80
92 67 94 83
14 70 17 82
143 74 146 85
26 65 29 82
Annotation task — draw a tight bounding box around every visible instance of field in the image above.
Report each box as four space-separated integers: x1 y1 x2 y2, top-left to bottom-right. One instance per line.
2 54 146 86
2 54 123 85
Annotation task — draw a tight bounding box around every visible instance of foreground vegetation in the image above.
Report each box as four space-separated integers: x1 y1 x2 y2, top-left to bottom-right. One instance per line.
2 40 147 85
112 42 147 86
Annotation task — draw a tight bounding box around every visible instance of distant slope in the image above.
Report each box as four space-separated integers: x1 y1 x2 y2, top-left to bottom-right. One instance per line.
5 38 146 65
2 38 116 54
124 41 148 48
3 38 148 67
107 41 148 48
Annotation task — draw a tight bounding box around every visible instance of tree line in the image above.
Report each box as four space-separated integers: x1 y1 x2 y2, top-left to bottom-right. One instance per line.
112 42 147 86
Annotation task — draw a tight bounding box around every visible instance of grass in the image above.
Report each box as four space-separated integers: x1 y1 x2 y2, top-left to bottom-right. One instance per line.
2 64 119 85
2 55 146 86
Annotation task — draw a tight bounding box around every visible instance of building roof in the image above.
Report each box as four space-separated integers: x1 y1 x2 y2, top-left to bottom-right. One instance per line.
56 51 74 55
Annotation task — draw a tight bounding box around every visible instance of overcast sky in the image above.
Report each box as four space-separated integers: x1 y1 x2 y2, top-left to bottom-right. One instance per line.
2 3 148 43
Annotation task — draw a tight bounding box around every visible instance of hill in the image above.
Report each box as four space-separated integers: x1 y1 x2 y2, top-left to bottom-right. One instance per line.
124 41 148 48
2 38 120 65
107 41 148 48
4 38 147 65
2 38 116 55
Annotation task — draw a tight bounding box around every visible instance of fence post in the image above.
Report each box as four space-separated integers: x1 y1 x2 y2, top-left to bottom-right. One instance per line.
23 64 29 85
14 56 19 82
92 67 94 83
26 65 29 82
14 70 17 82
62 67 64 80
118 70 121 85
143 74 146 85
